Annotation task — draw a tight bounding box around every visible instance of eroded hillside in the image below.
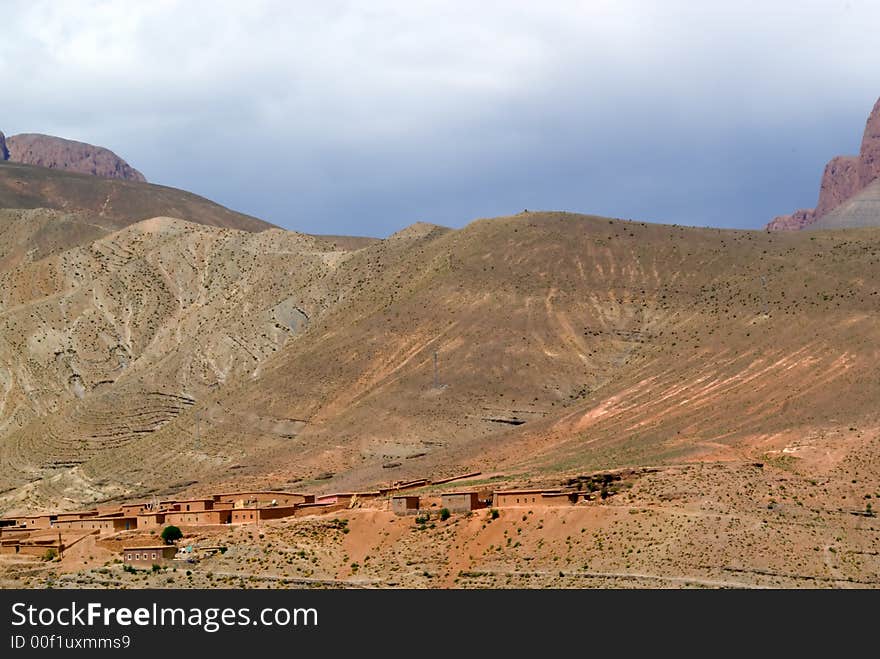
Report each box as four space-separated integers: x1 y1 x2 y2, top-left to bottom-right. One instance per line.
2 210 879 515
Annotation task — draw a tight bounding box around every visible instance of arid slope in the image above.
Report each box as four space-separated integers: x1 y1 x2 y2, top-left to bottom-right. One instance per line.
2 210 879 515
0 161 274 232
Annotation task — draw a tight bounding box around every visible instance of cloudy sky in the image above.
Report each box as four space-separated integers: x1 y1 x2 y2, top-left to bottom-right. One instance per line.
1 1 878 236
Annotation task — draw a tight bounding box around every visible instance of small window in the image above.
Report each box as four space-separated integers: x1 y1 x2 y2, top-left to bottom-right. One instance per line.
152 552 157 559
135 553 140 560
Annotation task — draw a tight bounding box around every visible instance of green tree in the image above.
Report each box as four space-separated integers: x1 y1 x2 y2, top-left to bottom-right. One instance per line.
161 525 183 544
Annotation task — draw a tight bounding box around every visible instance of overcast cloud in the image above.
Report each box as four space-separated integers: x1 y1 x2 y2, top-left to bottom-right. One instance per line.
1 1 879 235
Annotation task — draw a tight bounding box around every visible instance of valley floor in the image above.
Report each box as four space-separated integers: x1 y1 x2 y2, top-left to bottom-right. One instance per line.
4 459 878 589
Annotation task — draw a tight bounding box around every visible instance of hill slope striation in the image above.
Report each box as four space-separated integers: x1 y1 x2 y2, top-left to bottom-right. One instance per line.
1 211 879 513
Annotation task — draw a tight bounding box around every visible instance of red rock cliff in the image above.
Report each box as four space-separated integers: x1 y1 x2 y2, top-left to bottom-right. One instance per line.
767 97 880 230
4 133 146 182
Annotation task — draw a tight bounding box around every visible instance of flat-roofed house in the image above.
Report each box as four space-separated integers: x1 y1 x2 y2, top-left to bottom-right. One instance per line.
16 535 62 557
120 502 151 516
95 504 122 516
136 511 167 530
213 492 315 507
164 509 232 526
441 491 486 513
122 545 177 568
230 505 298 525
493 489 578 507
54 515 138 532
0 538 21 554
540 492 582 506
391 495 420 515
174 498 215 513
19 514 55 529
55 510 98 523
315 493 355 505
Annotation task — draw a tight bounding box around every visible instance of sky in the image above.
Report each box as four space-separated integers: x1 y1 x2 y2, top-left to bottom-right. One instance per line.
1 1 879 236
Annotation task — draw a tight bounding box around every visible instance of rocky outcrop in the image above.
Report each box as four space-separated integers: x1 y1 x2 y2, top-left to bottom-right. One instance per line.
815 155 860 217
0 131 8 161
858 97 880 186
768 97 880 230
5 133 146 182
810 179 880 230
767 208 815 231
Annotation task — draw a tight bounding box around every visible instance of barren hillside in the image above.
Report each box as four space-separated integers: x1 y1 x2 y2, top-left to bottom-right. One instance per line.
0 161 274 232
1 209 879 518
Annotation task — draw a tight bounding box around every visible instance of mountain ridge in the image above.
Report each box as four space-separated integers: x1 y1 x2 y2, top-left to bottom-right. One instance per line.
0 160 275 233
768 97 880 230
3 132 146 182
1 209 879 514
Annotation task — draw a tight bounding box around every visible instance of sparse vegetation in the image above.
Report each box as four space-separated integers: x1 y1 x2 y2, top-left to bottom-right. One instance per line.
2 174 880 591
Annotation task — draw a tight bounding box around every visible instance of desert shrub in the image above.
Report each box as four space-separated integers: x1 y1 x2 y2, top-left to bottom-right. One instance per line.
439 508 451 521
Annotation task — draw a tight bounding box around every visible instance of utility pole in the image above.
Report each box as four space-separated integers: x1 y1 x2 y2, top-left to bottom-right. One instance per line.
58 531 63 559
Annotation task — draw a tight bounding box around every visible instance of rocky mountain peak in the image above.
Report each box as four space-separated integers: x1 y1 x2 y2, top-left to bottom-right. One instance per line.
768 96 880 230
3 133 146 182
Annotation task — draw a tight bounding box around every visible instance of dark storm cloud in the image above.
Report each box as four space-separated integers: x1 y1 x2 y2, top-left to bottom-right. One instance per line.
1 1 878 235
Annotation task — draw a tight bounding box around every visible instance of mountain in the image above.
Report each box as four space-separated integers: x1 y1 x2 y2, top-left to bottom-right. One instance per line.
809 178 880 230
768 97 880 230
0 160 275 232
3 133 146 182
1 209 879 516
2 197 880 588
